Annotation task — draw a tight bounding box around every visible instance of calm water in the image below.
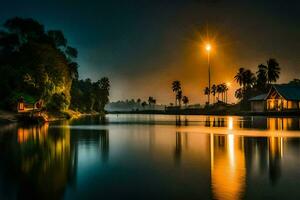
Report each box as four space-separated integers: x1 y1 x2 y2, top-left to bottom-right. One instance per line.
1 115 300 199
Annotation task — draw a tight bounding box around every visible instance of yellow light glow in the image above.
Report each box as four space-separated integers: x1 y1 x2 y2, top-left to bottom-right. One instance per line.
228 117 233 130
226 82 231 87
206 43 211 52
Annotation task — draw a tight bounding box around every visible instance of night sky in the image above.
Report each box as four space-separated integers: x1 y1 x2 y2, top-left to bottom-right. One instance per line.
1 0 300 104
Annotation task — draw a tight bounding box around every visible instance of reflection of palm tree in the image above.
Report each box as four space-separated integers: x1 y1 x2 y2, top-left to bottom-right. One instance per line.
99 130 109 162
174 132 182 165
205 116 211 127
176 115 181 126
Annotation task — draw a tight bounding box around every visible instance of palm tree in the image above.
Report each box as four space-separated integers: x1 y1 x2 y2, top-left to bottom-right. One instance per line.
204 87 210 104
148 96 154 109
266 58 280 84
216 84 222 102
235 88 243 99
234 68 256 101
172 80 181 106
176 90 183 108
244 69 256 88
182 96 189 108
211 84 217 104
234 68 246 87
223 84 229 103
219 83 226 102
141 101 147 110
256 64 267 89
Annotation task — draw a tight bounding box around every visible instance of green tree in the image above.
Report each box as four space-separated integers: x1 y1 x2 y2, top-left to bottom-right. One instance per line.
0 17 78 110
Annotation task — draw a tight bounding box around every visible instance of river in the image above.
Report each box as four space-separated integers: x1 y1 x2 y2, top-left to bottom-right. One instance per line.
1 114 300 199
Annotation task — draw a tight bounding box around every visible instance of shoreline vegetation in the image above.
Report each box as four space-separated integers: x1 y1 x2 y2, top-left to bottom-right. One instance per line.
108 109 300 117
0 17 110 124
1 17 300 126
0 109 105 124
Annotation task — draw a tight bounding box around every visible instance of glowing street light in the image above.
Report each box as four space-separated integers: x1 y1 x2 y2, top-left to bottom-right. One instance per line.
206 44 211 52
205 43 212 105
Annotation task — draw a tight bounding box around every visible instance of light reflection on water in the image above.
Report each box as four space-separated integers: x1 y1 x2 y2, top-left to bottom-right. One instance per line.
1 115 300 199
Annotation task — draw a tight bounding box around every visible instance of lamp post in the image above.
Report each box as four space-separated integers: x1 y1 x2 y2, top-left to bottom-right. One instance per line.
206 43 211 105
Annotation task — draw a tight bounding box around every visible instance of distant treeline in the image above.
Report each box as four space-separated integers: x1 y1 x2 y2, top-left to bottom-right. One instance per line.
0 17 109 112
106 99 165 111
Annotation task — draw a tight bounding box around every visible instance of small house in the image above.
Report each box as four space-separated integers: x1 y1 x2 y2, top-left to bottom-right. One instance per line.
249 84 300 112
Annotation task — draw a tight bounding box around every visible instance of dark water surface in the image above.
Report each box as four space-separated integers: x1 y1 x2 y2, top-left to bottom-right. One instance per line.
1 114 300 199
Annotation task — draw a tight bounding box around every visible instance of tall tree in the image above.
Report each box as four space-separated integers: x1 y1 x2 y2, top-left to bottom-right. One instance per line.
0 17 79 110
234 68 246 87
211 84 217 103
172 80 181 106
216 84 222 101
204 87 210 104
176 90 183 108
182 96 189 108
256 64 267 90
266 58 280 84
141 101 147 110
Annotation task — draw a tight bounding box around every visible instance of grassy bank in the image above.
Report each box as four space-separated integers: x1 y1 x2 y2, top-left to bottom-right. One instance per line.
0 109 105 124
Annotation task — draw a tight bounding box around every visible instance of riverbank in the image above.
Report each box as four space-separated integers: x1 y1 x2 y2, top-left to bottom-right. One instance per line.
0 109 104 124
0 110 18 124
108 109 300 117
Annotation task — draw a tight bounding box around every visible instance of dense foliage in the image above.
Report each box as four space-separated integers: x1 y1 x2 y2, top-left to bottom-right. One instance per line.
234 58 281 110
0 17 110 112
70 78 110 112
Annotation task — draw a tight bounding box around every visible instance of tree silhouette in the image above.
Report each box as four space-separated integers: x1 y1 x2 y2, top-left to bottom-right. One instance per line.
141 101 147 110
256 64 268 90
0 17 80 110
204 87 210 104
234 68 246 87
182 96 189 108
176 90 183 108
172 80 181 106
216 84 222 101
235 88 243 99
266 58 280 84
211 84 217 103
148 96 156 109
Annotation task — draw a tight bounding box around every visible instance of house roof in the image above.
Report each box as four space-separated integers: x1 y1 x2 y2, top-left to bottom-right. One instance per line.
249 93 267 101
272 84 300 100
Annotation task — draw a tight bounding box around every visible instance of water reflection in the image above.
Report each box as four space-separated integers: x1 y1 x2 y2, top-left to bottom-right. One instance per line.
210 134 246 200
0 122 109 199
1 115 300 199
